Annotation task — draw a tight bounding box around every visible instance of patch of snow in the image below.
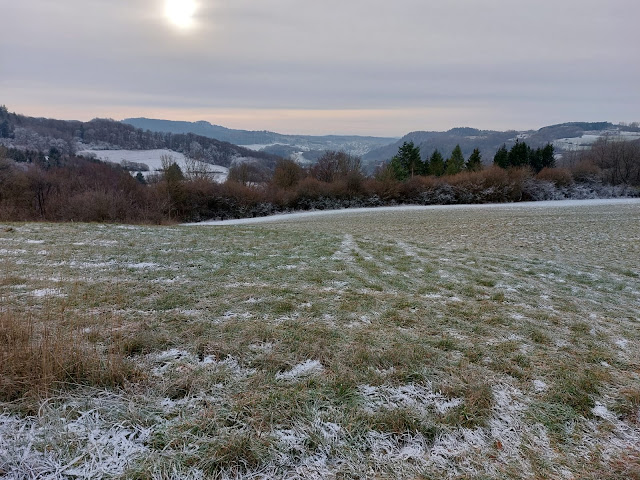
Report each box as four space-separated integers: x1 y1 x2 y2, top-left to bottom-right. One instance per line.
533 379 548 393
76 148 228 182
615 338 628 349
276 360 324 381
127 262 159 269
0 248 27 255
359 383 463 414
0 404 150 478
249 342 274 353
30 288 66 298
367 430 431 463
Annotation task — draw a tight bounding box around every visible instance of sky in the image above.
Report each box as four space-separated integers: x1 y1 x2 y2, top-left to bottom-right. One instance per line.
1 0 639 136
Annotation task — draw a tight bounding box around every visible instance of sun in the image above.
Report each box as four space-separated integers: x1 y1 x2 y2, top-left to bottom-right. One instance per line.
164 0 197 29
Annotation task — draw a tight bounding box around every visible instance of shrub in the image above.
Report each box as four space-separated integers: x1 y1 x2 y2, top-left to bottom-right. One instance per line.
536 167 574 187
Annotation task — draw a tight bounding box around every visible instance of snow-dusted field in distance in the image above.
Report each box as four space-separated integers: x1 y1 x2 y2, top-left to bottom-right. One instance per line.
76 148 229 182
192 198 640 226
242 143 281 151
554 130 640 151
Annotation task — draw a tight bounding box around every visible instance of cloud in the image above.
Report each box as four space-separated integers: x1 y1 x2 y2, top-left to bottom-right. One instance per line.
2 0 639 134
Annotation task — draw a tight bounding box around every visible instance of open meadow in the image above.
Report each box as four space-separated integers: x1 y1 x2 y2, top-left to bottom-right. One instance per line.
1 199 639 479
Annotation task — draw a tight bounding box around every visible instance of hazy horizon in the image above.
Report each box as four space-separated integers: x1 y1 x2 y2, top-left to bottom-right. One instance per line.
2 0 639 137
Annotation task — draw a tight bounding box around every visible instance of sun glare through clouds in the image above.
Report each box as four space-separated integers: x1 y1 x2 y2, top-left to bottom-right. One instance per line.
164 0 197 29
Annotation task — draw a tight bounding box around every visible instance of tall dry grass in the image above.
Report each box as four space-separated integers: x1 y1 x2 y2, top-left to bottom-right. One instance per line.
0 307 137 403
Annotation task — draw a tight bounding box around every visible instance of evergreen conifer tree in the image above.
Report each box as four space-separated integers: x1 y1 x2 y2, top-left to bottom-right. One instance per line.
508 140 530 167
494 144 509 168
445 145 465 175
466 148 483 171
390 141 423 180
429 150 445 176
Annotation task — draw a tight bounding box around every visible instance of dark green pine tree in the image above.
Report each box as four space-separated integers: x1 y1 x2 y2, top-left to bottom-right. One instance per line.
445 144 465 175
493 144 509 169
540 143 555 170
466 148 483 171
429 149 445 176
528 143 556 173
390 141 423 180
508 140 530 167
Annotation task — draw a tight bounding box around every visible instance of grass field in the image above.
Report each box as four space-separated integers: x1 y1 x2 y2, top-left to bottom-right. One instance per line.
1 199 639 479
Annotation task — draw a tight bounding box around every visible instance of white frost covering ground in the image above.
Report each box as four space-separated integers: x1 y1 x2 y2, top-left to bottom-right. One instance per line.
359 383 462 415
148 349 256 379
191 198 640 226
76 149 229 182
30 288 66 298
275 360 324 381
0 394 151 479
3 384 639 478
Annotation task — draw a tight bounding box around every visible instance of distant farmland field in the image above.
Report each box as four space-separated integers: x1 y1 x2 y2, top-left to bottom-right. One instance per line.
1 199 639 478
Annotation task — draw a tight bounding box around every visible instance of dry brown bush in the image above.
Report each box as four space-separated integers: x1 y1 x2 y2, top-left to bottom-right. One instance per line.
570 159 602 183
536 167 574 187
294 177 333 200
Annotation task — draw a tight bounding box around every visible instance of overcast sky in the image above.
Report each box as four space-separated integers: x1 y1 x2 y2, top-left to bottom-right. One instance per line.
1 0 639 136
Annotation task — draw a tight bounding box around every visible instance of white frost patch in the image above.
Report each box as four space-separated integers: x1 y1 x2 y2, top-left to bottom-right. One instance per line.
276 360 324 381
592 403 616 421
127 262 159 269
249 342 274 353
271 417 346 478
149 349 196 375
429 428 489 471
148 349 255 379
424 293 444 299
277 264 299 270
26 239 44 244
489 385 528 460
0 248 27 255
359 383 463 415
584 402 640 462
533 379 548 393
30 288 66 298
0 407 150 478
615 338 628 349
203 355 256 375
332 234 357 261
367 430 430 463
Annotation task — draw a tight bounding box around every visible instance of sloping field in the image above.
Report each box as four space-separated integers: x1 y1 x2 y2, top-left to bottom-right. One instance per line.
1 200 639 479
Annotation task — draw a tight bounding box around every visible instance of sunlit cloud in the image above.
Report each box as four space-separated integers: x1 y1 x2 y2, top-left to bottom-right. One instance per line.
164 0 198 29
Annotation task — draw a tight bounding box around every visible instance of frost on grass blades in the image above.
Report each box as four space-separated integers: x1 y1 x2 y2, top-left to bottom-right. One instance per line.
1 200 640 478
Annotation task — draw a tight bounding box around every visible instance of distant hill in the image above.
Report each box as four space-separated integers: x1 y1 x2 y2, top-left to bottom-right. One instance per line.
124 117 640 171
4 106 638 173
362 122 640 168
122 118 398 160
0 108 281 170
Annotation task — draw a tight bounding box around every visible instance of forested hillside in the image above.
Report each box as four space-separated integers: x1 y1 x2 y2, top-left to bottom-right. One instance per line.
363 122 640 168
0 106 281 169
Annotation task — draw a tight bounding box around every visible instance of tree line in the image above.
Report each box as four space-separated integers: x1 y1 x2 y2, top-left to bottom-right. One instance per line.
387 140 555 181
1 125 638 224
